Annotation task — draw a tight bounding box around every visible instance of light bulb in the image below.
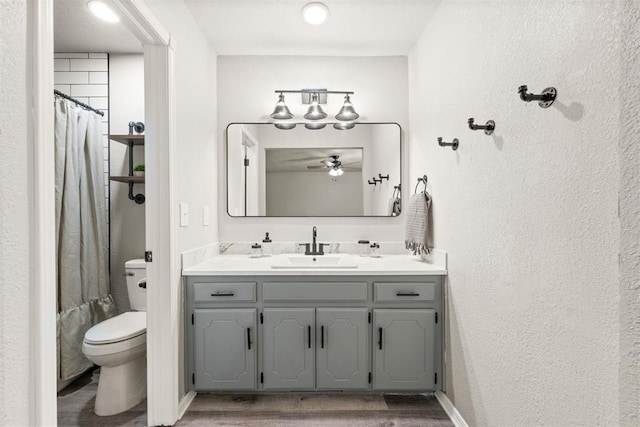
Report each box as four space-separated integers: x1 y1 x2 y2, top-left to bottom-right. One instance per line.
302 2 329 25
87 1 120 23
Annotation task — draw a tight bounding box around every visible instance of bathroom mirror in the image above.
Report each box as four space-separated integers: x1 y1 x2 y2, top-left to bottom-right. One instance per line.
226 122 402 217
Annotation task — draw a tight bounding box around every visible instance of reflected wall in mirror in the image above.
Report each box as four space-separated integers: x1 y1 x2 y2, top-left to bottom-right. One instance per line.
226 123 402 217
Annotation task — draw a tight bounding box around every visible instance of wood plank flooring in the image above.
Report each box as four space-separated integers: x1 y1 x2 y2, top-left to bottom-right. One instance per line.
58 370 453 426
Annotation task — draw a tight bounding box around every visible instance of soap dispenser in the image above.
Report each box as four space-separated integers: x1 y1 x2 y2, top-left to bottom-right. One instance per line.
262 232 272 256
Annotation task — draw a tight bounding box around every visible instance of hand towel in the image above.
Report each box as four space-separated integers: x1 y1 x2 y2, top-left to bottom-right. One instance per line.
404 192 432 255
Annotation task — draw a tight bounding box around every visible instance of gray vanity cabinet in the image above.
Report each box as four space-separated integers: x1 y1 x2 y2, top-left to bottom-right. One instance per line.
193 308 256 390
262 308 315 389
185 274 444 394
373 309 435 390
316 308 369 390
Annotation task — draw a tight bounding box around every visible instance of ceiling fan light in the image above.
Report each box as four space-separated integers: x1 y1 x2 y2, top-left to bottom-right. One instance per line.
304 93 327 120
270 93 294 120
328 167 339 177
335 94 359 121
335 167 344 176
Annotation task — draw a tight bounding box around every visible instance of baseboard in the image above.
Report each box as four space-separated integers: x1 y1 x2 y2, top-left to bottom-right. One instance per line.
435 391 469 427
178 391 197 420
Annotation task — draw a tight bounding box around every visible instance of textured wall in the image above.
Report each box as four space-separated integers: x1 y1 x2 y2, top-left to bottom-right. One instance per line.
0 1 30 425
409 0 624 424
619 1 640 425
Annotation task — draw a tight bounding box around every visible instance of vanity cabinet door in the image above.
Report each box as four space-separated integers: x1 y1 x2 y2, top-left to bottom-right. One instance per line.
316 308 369 390
194 309 256 390
263 308 315 389
373 309 435 391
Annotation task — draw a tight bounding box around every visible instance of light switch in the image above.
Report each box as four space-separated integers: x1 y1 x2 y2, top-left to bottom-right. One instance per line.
203 206 210 226
180 203 189 227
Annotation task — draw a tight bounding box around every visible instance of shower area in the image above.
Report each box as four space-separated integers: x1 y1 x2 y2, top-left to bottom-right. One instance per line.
54 87 116 391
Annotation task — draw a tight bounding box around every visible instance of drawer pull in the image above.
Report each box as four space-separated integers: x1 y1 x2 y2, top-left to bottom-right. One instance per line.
211 292 235 297
378 327 383 350
308 325 312 349
247 328 252 350
396 291 420 297
321 325 324 349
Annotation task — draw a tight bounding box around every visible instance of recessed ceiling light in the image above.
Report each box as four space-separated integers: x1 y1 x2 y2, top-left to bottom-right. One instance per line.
302 2 329 25
87 1 120 23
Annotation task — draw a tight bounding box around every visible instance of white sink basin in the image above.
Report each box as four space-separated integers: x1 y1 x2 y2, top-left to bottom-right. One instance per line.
271 255 358 269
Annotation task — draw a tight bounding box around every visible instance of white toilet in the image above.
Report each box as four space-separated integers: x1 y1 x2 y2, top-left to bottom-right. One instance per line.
82 259 147 416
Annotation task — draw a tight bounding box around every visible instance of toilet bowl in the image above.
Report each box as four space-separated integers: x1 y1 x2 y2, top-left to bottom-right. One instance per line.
82 259 147 416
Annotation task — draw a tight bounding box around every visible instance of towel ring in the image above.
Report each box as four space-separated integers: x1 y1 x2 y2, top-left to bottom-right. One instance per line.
414 175 428 194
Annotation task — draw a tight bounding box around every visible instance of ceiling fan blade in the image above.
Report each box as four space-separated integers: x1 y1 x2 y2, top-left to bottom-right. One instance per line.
307 165 329 169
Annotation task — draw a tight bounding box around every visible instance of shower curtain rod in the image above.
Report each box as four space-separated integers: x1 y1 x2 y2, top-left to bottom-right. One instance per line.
54 89 104 117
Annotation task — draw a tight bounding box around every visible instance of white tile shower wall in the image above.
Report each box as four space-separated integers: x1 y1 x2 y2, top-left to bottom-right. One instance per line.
54 53 109 225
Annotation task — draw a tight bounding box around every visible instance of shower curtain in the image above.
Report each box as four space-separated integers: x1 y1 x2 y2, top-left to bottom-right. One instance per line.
54 98 116 390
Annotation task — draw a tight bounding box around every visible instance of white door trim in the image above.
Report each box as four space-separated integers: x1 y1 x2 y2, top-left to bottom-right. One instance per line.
30 1 57 424
31 1 179 425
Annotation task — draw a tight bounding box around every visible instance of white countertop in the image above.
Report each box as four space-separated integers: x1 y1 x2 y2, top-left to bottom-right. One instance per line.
182 254 447 276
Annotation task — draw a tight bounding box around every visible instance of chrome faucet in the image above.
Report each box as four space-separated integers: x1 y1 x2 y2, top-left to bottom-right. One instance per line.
300 226 329 256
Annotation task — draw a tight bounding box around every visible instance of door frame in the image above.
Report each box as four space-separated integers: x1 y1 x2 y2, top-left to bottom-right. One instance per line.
31 0 179 425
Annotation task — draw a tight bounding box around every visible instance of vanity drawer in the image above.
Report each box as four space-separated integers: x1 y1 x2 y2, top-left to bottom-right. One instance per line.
374 282 436 302
263 282 368 302
193 282 256 303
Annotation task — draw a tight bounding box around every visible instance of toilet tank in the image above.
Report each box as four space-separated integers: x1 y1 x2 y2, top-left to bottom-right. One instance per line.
125 259 147 311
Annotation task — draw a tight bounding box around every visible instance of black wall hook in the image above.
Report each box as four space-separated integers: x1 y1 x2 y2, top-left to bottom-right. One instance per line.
378 174 389 181
468 118 495 135
438 137 459 151
368 179 377 186
373 176 382 184
518 85 557 108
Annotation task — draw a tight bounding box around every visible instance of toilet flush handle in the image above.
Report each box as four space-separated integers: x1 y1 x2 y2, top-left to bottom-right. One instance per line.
138 279 147 289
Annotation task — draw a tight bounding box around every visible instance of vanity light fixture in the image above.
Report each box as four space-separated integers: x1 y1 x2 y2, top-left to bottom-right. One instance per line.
335 94 360 121
270 93 294 120
270 89 359 124
87 0 120 23
302 2 330 25
304 93 328 120
305 122 327 130
333 122 355 130
274 123 297 130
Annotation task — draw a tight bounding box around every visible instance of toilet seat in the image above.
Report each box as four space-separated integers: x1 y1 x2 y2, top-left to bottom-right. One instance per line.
84 311 146 345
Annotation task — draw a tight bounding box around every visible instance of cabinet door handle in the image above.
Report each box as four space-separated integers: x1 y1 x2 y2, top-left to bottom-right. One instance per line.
308 325 311 349
321 325 324 349
247 327 252 350
378 327 383 350
396 291 420 297
211 292 235 297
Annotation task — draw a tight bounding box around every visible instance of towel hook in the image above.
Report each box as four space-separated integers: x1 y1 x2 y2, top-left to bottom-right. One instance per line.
438 137 459 151
468 117 495 135
414 175 428 194
518 85 557 108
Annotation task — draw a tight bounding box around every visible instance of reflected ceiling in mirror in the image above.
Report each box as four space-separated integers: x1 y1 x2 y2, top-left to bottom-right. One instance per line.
226 123 402 217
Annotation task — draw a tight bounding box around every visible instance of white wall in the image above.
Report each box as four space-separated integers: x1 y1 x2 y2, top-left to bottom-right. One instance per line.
217 56 407 242
266 172 363 216
408 0 635 424
144 0 219 402
108 53 145 312
0 2 30 425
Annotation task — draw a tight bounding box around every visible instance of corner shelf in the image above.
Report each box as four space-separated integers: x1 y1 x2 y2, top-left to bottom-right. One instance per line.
109 134 145 204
